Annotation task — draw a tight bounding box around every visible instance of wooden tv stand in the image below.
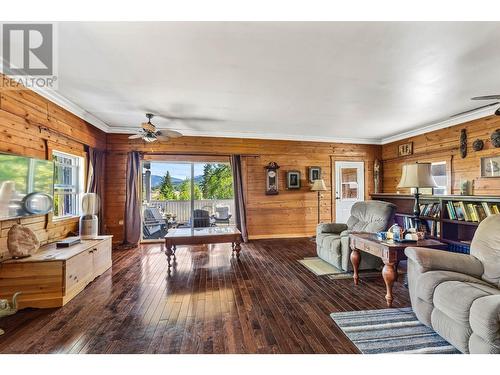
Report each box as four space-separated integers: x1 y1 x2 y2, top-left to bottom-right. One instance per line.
0 235 112 309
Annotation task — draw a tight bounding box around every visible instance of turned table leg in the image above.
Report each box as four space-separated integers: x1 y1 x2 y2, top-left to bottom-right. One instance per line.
382 261 397 307
350 248 361 286
166 243 174 268
234 238 242 259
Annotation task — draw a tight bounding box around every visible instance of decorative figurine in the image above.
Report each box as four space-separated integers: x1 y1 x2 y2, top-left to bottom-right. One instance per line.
491 129 500 148
472 139 484 151
0 292 21 336
460 179 470 195
374 159 382 194
460 129 467 158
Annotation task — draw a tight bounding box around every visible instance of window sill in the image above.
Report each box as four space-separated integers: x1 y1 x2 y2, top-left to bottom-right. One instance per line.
52 215 80 223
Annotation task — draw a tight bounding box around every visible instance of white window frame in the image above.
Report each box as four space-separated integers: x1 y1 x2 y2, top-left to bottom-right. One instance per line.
431 161 448 195
52 150 84 220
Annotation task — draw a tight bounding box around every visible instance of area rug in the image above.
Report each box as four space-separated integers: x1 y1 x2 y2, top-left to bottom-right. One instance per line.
298 257 345 276
298 257 389 279
330 307 460 354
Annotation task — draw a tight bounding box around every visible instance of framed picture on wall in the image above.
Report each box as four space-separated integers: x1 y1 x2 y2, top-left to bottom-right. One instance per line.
308 166 321 183
286 171 301 189
398 142 413 157
481 155 500 177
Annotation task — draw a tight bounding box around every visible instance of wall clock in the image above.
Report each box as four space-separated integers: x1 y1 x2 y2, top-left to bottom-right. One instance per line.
264 162 280 195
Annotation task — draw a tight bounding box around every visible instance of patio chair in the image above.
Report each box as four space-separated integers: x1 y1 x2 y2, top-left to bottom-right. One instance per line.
193 209 211 228
212 206 232 225
143 206 167 236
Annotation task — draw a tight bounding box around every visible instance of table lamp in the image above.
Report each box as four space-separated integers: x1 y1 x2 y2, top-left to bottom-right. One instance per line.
397 162 437 220
311 179 327 224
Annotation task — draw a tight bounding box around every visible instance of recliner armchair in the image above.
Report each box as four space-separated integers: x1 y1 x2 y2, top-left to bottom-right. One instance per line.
316 200 396 271
405 214 500 354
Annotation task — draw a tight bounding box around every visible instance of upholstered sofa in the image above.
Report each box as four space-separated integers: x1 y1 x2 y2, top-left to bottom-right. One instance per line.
316 200 396 271
405 214 500 354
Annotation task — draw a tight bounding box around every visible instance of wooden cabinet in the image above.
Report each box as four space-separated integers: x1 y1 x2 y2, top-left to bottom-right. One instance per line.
0 236 112 309
92 239 112 278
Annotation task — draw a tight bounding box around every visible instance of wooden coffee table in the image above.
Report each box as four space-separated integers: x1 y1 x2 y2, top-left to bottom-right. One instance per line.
164 226 242 269
349 233 447 307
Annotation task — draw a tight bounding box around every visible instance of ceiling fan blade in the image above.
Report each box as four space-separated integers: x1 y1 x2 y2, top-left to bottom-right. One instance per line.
155 113 221 122
128 134 144 139
471 95 500 101
156 134 171 142
449 102 500 118
161 129 183 138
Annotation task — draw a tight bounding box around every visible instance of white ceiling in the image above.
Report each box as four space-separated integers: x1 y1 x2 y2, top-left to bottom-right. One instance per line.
39 22 500 143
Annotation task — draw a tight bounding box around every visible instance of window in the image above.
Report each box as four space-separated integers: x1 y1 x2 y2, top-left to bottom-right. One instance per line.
431 161 447 195
52 151 84 219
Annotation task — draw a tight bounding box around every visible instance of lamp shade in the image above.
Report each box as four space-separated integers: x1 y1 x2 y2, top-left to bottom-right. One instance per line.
311 179 327 191
397 163 437 188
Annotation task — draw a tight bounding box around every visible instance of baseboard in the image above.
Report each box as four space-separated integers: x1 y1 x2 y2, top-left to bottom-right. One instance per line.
248 233 313 240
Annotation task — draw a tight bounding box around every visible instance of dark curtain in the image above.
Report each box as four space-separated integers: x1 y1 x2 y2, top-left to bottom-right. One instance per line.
86 147 106 234
123 151 142 246
230 155 248 242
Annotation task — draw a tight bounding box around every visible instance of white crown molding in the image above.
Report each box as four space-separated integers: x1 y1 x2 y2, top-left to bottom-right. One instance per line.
0 67 111 133
32 87 111 133
108 126 382 145
2 69 496 146
380 105 497 145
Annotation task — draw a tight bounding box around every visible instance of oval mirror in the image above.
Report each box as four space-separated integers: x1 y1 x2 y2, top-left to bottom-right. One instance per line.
22 192 54 215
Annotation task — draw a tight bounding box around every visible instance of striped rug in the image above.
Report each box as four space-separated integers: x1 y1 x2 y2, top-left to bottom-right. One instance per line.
330 307 460 354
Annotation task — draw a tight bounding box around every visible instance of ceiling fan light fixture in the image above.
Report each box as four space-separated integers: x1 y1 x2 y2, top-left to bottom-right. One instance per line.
143 133 157 143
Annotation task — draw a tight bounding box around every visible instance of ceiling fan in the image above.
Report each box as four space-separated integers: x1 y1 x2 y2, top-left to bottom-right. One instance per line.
128 113 183 143
471 95 500 116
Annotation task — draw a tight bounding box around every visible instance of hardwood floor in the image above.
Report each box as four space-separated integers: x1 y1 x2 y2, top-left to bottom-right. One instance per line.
0 238 410 354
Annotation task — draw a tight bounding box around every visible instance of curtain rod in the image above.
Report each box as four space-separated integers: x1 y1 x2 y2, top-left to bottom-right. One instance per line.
114 151 260 157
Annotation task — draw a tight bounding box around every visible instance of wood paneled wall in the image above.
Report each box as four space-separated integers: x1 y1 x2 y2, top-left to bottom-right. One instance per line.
381 115 500 195
105 135 380 243
0 74 107 259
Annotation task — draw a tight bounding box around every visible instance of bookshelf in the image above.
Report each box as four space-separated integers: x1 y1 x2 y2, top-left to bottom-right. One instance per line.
371 193 500 254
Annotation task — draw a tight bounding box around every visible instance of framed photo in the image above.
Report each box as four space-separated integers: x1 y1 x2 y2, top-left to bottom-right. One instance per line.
286 171 301 189
308 166 321 183
481 156 500 177
398 142 413 157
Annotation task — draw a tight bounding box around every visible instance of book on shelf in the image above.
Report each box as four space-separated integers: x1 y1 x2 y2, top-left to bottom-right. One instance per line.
452 202 466 221
459 201 470 221
492 204 500 215
423 219 441 238
420 202 440 218
467 203 479 222
482 202 492 217
446 202 457 220
476 204 487 221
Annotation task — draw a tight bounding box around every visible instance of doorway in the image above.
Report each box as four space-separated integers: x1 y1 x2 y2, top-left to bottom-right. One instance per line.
334 161 364 223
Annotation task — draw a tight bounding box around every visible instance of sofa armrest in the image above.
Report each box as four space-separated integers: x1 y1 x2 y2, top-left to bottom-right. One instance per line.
405 247 484 278
317 223 348 235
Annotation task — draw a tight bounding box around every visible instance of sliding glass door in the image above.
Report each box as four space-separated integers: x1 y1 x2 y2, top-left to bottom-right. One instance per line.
141 159 235 241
